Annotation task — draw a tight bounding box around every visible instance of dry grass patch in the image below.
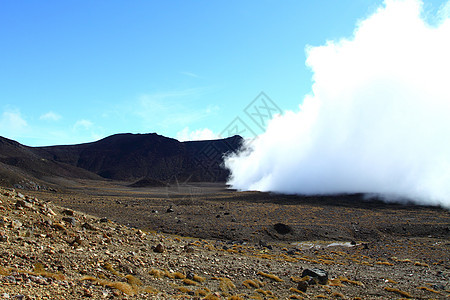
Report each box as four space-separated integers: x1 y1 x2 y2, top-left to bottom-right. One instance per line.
376 261 394 266
182 278 199 286
414 261 429 267
384 287 413 298
212 277 236 291
257 271 283 282
338 276 363 286
417 286 441 294
243 279 265 289
289 287 307 296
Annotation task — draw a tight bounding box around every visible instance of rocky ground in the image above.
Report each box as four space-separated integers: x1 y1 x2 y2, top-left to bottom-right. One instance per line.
0 183 449 299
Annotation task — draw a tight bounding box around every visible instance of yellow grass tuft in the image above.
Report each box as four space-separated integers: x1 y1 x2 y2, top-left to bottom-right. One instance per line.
149 268 163 278
165 269 176 279
289 295 305 299
196 288 210 296
193 274 206 282
254 289 274 296
172 271 186 279
384 287 413 298
376 261 394 266
141 286 159 293
177 286 193 294
417 286 441 294
107 281 136 295
414 261 429 267
125 274 142 286
383 278 398 284
204 294 220 300
81 274 157 295
391 257 413 263
328 278 344 287
81 276 136 295
32 263 65 281
289 287 307 296
243 279 263 288
338 276 363 286
331 291 345 298
214 277 236 291
0 266 11 276
182 278 199 286
228 296 245 300
257 271 283 282
103 262 122 277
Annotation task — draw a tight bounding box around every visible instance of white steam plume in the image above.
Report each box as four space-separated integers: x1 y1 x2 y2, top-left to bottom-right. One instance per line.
225 0 450 208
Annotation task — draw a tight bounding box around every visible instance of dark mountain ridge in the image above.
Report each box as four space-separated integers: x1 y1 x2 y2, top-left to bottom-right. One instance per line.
0 133 243 188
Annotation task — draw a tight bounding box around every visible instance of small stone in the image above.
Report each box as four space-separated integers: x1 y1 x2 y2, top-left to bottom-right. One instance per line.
153 243 165 253
82 222 97 231
62 217 76 226
99 217 109 223
83 288 93 297
15 199 32 209
184 245 195 253
0 232 9 242
62 209 74 216
46 208 56 216
297 280 308 292
11 220 22 229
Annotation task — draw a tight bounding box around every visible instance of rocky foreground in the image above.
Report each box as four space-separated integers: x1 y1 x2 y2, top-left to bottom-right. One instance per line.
0 187 449 299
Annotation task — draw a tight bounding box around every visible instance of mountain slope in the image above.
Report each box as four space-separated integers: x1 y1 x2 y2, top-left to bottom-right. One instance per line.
0 136 102 189
35 133 243 182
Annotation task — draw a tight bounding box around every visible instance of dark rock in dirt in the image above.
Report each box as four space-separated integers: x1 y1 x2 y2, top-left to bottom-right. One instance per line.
273 223 293 235
153 243 165 253
62 217 76 226
62 209 74 216
297 280 308 292
302 268 328 285
15 199 32 209
81 222 97 231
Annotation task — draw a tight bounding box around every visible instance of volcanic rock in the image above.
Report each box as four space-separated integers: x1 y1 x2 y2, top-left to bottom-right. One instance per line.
273 223 293 235
297 280 308 292
302 268 328 285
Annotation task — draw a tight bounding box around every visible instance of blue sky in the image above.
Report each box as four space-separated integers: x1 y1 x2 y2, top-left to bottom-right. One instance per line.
0 0 446 146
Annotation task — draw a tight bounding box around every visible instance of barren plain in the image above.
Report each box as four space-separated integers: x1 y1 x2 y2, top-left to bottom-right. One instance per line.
0 179 449 299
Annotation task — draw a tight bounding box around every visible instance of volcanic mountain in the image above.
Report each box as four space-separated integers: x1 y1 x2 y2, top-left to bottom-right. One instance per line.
0 133 243 189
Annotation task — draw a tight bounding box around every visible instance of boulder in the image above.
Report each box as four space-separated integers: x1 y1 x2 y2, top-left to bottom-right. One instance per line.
301 268 328 285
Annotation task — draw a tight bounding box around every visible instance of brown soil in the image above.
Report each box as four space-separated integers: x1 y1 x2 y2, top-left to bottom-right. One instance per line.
0 179 449 299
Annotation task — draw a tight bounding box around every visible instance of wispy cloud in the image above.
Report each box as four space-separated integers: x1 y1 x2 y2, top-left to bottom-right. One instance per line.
134 88 219 130
40 111 61 121
73 119 93 131
0 110 28 138
176 127 218 141
180 71 201 78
